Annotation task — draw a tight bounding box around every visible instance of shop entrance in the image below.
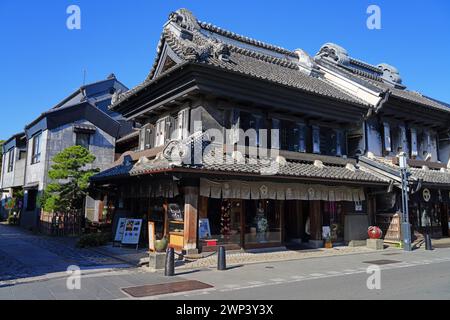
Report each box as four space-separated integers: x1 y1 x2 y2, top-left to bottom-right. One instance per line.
284 201 309 244
200 198 283 251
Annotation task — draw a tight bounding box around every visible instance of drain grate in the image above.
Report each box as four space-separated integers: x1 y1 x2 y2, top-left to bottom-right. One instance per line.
363 259 401 265
122 280 213 298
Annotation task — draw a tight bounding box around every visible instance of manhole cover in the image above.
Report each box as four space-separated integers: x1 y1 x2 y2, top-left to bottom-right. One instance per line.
382 253 401 256
265 266 275 269
363 259 401 265
122 280 213 298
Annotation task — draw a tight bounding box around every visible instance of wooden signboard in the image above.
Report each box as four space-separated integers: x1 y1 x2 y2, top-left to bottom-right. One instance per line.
383 213 401 243
148 222 155 252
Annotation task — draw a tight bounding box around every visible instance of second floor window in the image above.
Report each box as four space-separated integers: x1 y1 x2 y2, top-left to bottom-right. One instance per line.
7 149 14 172
76 132 91 150
31 132 42 164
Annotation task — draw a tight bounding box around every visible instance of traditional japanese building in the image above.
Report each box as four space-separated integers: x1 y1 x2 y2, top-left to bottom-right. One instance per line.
0 74 133 232
314 43 450 240
0 132 27 220
90 9 390 253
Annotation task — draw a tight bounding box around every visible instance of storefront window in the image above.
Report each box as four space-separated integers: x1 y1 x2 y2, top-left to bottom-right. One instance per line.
205 199 242 246
322 202 344 241
244 200 281 245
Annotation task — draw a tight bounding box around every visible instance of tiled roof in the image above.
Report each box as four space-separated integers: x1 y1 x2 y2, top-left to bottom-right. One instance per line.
360 155 450 186
92 148 387 184
315 46 450 113
111 9 369 109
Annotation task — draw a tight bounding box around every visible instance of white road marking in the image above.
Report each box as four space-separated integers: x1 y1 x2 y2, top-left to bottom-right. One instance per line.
248 281 264 285
310 273 325 277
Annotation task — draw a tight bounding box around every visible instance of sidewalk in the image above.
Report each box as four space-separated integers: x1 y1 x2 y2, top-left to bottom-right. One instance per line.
176 245 400 270
89 245 149 266
89 242 401 270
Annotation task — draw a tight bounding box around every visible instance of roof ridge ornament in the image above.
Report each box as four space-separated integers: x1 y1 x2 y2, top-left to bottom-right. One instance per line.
294 49 321 76
169 8 200 32
377 63 402 85
316 43 350 66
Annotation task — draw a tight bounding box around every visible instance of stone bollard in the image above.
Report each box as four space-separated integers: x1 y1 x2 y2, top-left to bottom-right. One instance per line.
425 233 433 251
165 247 175 276
217 246 227 271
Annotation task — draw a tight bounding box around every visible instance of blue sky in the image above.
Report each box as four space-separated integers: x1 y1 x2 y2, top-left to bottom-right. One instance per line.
0 0 449 139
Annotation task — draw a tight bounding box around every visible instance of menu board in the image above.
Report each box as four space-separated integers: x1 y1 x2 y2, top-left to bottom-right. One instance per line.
121 219 143 245
114 218 127 242
199 218 211 239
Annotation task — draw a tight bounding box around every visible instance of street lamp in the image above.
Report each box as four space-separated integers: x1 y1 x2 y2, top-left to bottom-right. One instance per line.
398 152 412 251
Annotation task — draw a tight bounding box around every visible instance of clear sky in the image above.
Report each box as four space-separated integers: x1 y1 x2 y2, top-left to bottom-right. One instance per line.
1 0 449 139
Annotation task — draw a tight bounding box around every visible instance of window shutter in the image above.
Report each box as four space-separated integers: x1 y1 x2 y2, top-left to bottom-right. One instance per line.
146 125 155 149
297 123 306 153
165 116 175 143
155 118 165 147
336 129 343 156
383 122 392 153
231 108 240 145
177 108 190 140
271 119 280 150
399 125 408 154
411 128 418 157
312 126 320 154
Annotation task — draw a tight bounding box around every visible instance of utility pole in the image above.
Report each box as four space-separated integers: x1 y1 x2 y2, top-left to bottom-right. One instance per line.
399 152 412 251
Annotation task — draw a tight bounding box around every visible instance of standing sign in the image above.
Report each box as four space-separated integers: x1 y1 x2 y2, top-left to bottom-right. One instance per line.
148 222 155 252
198 218 211 239
114 218 127 242
121 219 143 245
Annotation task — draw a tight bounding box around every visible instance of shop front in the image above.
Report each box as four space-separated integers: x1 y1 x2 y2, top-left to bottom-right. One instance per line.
409 187 450 238
197 179 368 251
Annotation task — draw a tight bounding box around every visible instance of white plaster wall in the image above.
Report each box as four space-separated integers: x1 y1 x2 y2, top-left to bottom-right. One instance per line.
25 130 49 191
1 149 15 188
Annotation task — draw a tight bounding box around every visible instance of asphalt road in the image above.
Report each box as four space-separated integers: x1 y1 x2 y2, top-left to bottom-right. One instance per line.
159 247 450 300
1 223 450 300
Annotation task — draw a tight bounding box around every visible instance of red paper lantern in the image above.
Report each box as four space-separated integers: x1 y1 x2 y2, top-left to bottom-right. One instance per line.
368 226 383 239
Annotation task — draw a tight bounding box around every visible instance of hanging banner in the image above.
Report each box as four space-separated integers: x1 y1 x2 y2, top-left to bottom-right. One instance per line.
122 219 143 245
114 218 127 242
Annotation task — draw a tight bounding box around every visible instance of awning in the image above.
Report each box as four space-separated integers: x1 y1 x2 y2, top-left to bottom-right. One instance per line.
119 180 179 199
200 179 365 202
24 182 39 190
73 124 97 134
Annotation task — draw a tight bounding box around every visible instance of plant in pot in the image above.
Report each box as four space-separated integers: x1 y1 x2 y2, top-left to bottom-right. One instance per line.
324 234 333 249
154 235 169 253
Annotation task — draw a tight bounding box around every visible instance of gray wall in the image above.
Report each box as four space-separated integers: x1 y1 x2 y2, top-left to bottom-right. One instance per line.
21 120 116 229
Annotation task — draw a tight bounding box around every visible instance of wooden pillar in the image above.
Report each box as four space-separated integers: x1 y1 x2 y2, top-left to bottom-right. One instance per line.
309 200 322 241
198 196 208 219
184 186 199 252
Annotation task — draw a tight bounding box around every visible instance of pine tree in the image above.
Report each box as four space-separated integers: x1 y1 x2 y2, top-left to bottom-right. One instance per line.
41 146 99 221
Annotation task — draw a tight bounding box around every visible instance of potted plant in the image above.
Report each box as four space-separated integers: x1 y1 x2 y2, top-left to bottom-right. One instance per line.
154 235 169 253
324 234 333 249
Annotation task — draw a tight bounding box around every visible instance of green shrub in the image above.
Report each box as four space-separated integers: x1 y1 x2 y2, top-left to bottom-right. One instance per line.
7 214 18 225
76 232 111 248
